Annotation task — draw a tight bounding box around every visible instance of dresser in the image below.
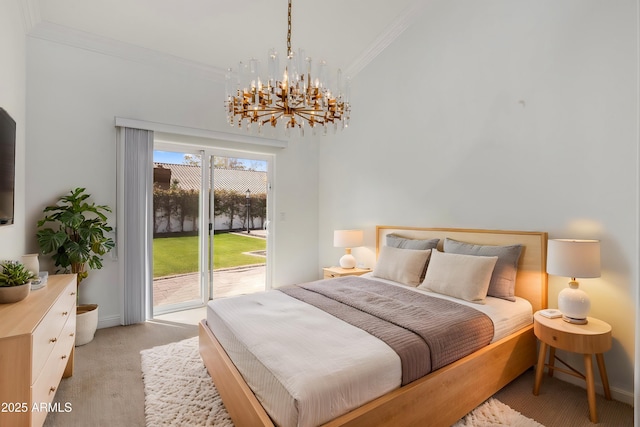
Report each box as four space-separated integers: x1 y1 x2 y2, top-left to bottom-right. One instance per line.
0 274 77 427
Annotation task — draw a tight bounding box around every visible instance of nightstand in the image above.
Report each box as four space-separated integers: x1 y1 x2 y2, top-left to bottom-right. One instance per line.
532 311 612 423
323 266 371 279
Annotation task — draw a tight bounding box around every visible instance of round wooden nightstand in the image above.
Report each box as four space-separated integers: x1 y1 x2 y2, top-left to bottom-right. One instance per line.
532 311 612 423
322 267 371 279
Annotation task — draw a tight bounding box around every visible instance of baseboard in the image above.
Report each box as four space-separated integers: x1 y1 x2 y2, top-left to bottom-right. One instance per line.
552 371 634 406
98 314 121 329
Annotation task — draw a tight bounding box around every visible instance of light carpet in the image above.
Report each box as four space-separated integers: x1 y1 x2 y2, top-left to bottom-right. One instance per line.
141 337 544 427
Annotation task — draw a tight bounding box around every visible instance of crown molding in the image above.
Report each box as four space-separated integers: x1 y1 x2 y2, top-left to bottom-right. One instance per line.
345 0 427 78
27 21 227 82
17 0 41 33
25 0 426 83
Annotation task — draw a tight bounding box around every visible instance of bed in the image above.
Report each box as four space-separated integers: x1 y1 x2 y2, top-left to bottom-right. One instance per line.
199 226 548 427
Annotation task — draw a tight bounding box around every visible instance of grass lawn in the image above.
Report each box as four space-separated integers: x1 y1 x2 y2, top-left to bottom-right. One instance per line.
153 233 266 278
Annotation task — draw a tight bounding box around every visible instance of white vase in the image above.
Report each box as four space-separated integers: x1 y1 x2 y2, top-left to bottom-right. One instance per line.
558 281 590 324
20 254 39 276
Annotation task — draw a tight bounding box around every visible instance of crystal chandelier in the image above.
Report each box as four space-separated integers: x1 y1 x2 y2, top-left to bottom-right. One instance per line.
225 0 351 136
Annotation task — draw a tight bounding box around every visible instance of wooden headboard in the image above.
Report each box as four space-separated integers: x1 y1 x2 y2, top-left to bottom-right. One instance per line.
376 226 548 312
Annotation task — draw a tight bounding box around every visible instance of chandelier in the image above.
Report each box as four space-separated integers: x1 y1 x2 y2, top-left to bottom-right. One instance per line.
225 0 351 136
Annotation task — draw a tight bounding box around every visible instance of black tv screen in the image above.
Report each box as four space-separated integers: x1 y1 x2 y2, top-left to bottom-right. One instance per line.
0 108 16 226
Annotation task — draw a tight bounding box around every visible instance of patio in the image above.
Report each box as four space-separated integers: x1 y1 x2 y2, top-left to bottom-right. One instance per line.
153 264 266 307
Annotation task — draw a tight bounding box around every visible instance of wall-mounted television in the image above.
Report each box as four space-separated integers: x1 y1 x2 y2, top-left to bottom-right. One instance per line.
0 108 16 226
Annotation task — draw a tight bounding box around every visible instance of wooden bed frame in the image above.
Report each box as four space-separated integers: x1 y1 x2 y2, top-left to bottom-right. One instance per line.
199 226 548 427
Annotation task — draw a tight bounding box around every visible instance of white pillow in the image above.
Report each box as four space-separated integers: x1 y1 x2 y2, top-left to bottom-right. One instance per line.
373 246 432 287
418 250 498 303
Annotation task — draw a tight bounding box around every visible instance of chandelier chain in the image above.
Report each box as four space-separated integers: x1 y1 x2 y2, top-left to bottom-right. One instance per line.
287 0 292 57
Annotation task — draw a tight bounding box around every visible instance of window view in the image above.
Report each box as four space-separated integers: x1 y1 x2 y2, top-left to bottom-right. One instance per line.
211 155 268 298
152 151 202 310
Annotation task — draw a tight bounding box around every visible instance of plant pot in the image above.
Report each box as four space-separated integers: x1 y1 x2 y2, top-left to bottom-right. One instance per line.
76 303 99 346
0 282 31 303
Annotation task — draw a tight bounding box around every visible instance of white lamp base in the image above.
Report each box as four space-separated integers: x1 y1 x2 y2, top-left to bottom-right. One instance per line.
339 249 356 269
558 280 590 325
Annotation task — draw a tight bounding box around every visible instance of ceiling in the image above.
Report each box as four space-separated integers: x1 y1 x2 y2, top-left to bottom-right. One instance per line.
30 0 424 79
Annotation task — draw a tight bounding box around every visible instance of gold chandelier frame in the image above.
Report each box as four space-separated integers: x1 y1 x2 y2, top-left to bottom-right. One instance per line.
225 0 351 136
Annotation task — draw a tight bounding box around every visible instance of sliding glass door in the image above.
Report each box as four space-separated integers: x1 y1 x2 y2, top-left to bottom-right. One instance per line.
151 144 272 316
152 149 205 315
209 154 269 299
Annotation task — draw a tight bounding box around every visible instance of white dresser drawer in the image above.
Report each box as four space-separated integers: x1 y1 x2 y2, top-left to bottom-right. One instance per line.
59 310 76 356
31 281 76 380
31 334 73 427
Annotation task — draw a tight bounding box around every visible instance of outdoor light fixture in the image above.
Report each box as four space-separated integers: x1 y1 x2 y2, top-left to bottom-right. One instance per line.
546 239 601 324
245 189 251 234
333 230 363 269
225 0 351 136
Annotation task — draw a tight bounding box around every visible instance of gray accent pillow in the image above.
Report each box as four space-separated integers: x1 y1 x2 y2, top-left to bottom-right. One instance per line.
443 238 523 302
386 234 440 250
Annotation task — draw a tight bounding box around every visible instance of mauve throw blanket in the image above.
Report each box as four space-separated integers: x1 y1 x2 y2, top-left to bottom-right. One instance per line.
280 277 494 385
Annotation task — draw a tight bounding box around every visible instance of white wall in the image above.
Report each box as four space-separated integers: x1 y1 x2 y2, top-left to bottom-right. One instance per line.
0 0 27 260
25 36 319 326
319 0 637 404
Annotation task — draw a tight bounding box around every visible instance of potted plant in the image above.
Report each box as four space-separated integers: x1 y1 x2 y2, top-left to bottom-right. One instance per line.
36 187 115 345
0 261 37 303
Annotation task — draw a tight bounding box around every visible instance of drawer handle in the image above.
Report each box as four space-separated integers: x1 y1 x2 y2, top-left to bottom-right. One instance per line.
62 311 68 316
49 386 56 393
70 292 76 296
70 332 75 337
49 338 57 343
61 355 67 360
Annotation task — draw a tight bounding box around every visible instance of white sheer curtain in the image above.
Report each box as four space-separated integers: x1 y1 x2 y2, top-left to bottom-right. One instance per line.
117 127 154 325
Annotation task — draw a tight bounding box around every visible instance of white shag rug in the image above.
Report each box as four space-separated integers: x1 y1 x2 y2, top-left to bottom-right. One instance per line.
141 337 233 427
452 398 544 427
141 337 544 427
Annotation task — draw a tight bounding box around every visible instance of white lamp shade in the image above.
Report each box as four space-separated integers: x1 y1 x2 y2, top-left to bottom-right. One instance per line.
333 230 364 248
547 239 600 324
546 239 601 279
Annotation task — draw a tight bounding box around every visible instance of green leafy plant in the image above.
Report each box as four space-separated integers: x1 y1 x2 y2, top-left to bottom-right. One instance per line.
36 188 115 286
0 261 37 287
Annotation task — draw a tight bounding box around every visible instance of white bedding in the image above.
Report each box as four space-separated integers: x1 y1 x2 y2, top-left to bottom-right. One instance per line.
206 275 533 427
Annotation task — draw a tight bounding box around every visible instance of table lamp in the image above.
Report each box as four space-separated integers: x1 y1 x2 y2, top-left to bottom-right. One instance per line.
333 229 363 269
546 239 601 324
